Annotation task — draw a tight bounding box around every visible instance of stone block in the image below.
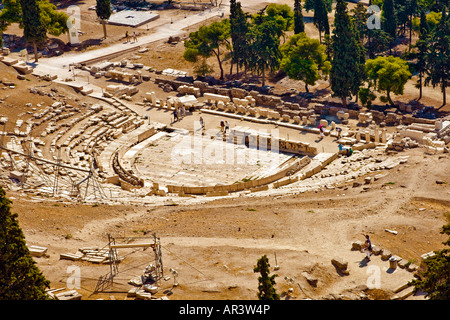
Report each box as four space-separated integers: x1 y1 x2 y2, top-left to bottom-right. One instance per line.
381 249 392 260
302 272 318 287
371 245 382 255
28 245 48 257
10 170 26 183
55 290 82 300
60 252 83 261
331 257 348 272
351 241 363 251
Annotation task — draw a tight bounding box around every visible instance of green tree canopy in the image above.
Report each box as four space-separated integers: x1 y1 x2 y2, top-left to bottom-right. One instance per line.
0 0 69 38
229 0 250 74
382 0 397 53
330 0 365 107
365 55 412 106
281 32 331 92
253 255 279 300
96 0 111 39
313 0 330 43
0 187 50 299
247 17 282 87
304 0 332 13
410 223 450 300
184 19 231 80
412 11 442 31
293 0 305 34
19 0 47 61
424 6 449 106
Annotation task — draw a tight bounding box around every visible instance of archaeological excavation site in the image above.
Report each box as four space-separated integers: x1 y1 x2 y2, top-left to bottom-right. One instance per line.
1 0 449 303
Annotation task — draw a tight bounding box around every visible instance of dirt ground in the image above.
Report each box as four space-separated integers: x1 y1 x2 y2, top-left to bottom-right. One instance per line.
6 146 449 300
1 0 450 301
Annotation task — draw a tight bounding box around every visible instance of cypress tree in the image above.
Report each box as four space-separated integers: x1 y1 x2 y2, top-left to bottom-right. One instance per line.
382 0 397 54
416 10 429 100
253 255 279 300
230 0 249 75
313 0 330 43
294 0 305 34
19 0 47 62
330 0 363 107
96 0 111 39
424 6 449 107
0 187 50 299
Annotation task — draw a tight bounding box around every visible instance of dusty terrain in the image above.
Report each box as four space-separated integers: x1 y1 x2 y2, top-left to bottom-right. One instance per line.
1 0 449 301
7 146 450 300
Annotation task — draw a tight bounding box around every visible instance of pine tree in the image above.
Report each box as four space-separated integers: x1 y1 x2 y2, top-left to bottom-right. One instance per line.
330 0 364 107
96 0 111 39
424 6 449 107
281 32 331 93
184 19 231 80
0 187 50 299
409 223 450 299
253 255 279 300
365 55 412 106
294 0 305 34
19 0 47 62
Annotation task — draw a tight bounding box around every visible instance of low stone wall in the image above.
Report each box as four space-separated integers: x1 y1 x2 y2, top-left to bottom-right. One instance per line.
112 150 144 188
166 156 311 195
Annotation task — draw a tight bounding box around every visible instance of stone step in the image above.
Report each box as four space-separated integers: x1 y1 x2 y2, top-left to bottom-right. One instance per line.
1 57 19 66
391 286 415 300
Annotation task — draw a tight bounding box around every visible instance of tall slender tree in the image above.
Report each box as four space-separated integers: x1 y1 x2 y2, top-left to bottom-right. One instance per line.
313 0 330 43
96 0 111 39
229 0 250 75
19 0 47 62
294 0 305 34
247 18 282 87
253 255 279 300
424 6 449 107
407 0 418 47
0 187 50 299
382 0 397 54
330 0 364 107
415 10 429 100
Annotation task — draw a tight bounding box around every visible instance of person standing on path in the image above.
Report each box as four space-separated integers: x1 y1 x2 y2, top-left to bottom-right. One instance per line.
363 235 372 261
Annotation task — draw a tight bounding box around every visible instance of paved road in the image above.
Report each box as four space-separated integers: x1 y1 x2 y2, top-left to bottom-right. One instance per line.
32 5 228 79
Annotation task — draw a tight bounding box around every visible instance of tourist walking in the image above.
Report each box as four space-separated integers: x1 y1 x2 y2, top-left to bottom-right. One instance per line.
336 127 342 139
225 121 229 133
133 32 138 42
363 235 372 261
318 124 324 139
125 31 129 43
173 109 178 122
